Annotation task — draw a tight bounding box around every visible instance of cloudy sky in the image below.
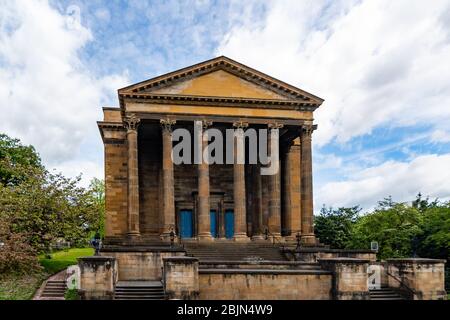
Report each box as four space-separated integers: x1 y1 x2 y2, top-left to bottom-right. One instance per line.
1 0 450 211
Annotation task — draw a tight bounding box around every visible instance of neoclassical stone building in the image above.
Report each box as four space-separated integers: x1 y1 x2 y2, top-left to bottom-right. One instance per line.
81 56 446 300
98 56 322 245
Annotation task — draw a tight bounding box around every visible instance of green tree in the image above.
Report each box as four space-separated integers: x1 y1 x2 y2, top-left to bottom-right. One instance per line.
314 206 361 248
0 133 42 185
0 170 100 252
347 199 422 259
87 178 105 238
416 205 450 259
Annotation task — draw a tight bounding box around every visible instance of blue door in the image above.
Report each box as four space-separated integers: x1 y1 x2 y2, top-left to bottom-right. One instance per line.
225 209 234 239
179 210 193 238
210 210 217 238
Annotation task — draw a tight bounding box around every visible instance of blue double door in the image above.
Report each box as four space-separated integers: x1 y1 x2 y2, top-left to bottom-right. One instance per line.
178 209 234 239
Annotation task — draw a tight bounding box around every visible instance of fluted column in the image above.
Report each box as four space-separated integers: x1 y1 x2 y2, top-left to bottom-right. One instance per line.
268 123 283 239
125 115 140 239
300 125 316 245
233 121 248 241
197 120 213 241
161 119 176 240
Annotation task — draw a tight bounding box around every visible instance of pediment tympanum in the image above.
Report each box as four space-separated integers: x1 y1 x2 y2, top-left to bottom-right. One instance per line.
148 69 287 100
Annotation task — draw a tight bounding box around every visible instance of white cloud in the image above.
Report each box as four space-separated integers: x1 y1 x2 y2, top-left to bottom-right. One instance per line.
217 0 450 146
431 129 450 143
316 153 450 211
0 0 128 181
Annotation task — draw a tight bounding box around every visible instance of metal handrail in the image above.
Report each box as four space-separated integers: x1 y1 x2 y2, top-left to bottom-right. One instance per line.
386 270 416 299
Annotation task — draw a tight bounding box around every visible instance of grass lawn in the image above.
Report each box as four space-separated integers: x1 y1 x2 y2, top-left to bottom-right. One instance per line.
0 247 94 300
39 247 94 275
0 272 47 300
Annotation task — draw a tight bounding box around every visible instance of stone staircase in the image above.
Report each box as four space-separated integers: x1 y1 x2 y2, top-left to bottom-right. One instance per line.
369 287 406 300
40 280 66 299
114 281 166 300
183 241 287 261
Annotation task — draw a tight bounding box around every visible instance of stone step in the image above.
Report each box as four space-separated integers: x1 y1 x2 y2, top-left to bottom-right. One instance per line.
41 293 65 297
115 288 164 291
369 287 406 300
42 289 66 292
115 290 164 294
114 281 166 300
114 296 165 300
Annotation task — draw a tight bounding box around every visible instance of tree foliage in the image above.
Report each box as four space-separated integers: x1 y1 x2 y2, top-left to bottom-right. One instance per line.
0 133 105 259
317 194 449 262
314 206 360 249
0 134 42 186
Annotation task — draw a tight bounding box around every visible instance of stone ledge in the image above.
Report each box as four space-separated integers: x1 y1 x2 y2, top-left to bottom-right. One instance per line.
318 258 370 264
100 245 185 253
386 258 446 264
163 256 199 263
78 256 116 263
285 247 375 254
198 268 332 275
199 260 319 265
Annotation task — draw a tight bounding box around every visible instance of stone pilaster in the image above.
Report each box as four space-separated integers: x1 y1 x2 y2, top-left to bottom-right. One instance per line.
197 120 213 241
233 121 249 241
300 125 316 244
161 119 176 240
124 115 140 238
268 123 283 239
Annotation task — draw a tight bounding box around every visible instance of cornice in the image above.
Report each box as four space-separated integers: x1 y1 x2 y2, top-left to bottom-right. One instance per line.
118 56 324 112
120 93 319 111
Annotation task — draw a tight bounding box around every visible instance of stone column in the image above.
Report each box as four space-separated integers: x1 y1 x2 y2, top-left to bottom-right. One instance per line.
268 123 283 239
233 121 248 241
197 120 213 241
300 125 316 245
251 164 264 240
281 142 292 237
124 115 140 238
289 138 302 238
161 119 176 240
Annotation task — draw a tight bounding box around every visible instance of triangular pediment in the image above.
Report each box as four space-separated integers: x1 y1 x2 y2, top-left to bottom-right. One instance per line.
147 69 288 100
119 56 324 105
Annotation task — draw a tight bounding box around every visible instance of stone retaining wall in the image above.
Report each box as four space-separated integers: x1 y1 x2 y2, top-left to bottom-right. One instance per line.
198 270 332 300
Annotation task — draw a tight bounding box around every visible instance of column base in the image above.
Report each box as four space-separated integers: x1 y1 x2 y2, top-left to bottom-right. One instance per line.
233 233 250 242
126 232 141 240
284 234 300 242
197 233 214 242
160 232 178 242
301 234 317 245
251 234 266 241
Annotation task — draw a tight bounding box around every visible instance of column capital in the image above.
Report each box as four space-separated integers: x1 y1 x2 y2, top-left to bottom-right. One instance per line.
300 124 318 138
202 120 213 129
232 121 249 129
268 122 284 130
124 115 140 131
160 118 177 132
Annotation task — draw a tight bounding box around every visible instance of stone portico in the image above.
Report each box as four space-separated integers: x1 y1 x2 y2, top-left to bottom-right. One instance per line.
98 56 322 245
83 56 446 300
